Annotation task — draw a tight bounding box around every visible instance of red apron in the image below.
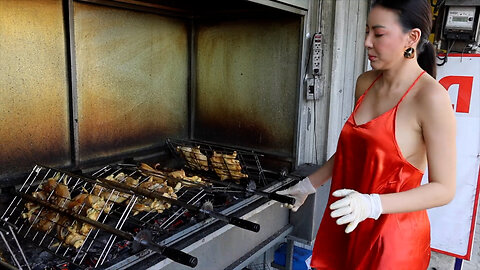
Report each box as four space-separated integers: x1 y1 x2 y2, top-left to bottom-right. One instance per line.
311 71 430 270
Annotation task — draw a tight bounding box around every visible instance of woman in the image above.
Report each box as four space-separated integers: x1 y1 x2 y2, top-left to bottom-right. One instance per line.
278 0 456 269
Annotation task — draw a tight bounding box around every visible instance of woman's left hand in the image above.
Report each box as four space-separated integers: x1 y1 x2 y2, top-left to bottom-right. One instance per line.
330 189 383 233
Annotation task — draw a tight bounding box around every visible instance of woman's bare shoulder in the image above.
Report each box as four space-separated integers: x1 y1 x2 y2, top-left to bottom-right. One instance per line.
415 75 454 124
355 70 381 100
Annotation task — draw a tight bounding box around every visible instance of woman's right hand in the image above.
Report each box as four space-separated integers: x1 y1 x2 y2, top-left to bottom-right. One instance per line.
276 177 316 212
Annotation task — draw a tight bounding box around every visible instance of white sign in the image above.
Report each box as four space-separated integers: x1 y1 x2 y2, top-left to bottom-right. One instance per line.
426 54 480 259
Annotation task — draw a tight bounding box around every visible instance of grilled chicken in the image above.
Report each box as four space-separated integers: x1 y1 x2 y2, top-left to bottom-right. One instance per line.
169 169 186 179
22 173 71 231
68 194 112 214
22 173 102 249
22 167 183 248
130 197 171 216
129 176 177 215
91 173 137 203
39 172 71 206
25 210 60 233
64 223 86 249
177 146 209 171
92 185 130 203
168 169 204 187
54 208 98 248
210 151 248 181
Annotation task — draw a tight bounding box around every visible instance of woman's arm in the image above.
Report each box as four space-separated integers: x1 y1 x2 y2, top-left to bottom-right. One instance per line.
276 153 335 211
380 81 456 214
308 154 335 188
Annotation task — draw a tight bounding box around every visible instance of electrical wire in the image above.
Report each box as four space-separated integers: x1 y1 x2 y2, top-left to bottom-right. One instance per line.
313 90 318 164
461 43 469 58
437 39 455 66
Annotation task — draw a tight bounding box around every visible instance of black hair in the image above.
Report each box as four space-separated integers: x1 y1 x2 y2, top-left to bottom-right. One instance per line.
373 0 437 78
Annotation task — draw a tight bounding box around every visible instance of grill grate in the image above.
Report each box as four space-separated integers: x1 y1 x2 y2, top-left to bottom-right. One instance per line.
166 139 295 206
0 221 31 270
0 165 202 269
0 140 290 269
1 165 134 269
89 165 209 233
167 138 272 186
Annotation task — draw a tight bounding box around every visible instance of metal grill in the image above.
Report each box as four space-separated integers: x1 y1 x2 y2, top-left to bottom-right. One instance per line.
0 156 274 269
167 138 273 186
0 165 200 269
0 139 295 269
90 164 210 235
166 139 295 206
0 220 31 270
0 165 136 268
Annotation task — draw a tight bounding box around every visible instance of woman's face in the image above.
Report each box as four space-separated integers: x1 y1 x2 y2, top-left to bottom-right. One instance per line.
365 6 411 70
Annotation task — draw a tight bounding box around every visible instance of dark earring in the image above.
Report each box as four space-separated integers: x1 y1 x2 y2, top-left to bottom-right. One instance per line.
404 47 415 59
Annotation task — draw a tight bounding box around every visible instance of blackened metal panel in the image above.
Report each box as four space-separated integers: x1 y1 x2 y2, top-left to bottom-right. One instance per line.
0 0 71 179
194 17 301 156
74 3 189 163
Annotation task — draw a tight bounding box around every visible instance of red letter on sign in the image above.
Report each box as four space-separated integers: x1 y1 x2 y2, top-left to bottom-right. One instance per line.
439 76 473 113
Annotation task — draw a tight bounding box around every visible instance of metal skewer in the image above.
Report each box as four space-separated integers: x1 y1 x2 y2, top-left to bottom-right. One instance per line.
38 165 260 233
16 192 198 268
94 175 260 233
132 164 296 205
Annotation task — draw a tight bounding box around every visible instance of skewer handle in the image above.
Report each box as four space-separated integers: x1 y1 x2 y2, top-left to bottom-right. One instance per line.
268 193 296 205
162 246 198 268
228 217 260 232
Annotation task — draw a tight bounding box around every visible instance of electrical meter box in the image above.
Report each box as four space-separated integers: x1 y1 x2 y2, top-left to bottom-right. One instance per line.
444 1 480 41
445 6 476 31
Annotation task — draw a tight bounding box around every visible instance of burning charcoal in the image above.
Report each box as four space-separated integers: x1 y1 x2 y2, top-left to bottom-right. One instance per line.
30 251 57 269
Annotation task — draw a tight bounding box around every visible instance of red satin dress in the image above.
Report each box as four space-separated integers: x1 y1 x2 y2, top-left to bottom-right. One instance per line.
310 71 430 270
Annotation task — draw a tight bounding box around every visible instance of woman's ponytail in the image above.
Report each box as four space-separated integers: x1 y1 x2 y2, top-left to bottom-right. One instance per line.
417 41 437 79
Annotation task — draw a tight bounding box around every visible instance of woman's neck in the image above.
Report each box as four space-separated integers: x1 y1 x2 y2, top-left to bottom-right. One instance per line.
378 60 423 92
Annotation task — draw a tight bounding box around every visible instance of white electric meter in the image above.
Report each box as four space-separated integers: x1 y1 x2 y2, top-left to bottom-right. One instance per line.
445 6 476 31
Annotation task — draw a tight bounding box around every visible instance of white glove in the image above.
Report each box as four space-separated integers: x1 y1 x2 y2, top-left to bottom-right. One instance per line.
330 189 382 233
276 177 316 212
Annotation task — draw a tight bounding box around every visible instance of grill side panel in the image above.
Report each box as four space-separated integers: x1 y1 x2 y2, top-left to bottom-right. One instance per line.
194 16 301 157
74 2 189 163
0 0 71 181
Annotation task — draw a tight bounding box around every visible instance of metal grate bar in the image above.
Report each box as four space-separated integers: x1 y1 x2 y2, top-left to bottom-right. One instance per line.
166 138 272 186
7 224 31 270
0 230 24 270
157 189 206 230
97 197 138 267
3 165 135 269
